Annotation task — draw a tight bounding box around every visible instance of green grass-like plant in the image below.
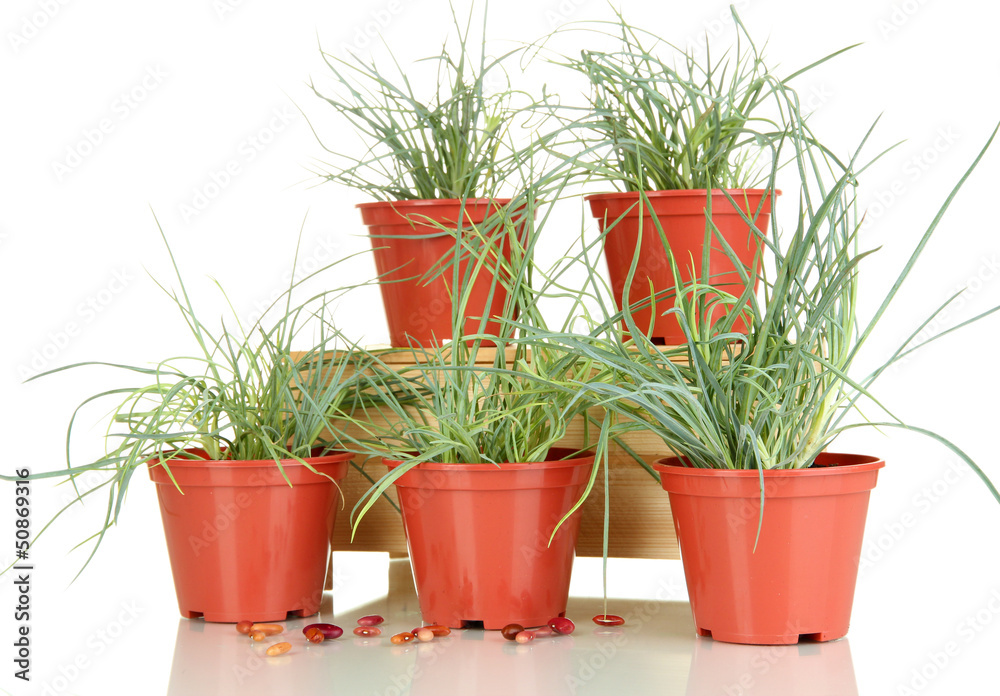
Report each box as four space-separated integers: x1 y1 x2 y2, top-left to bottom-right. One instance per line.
539 6 854 192
2 219 377 576
524 118 1000 515
308 3 534 201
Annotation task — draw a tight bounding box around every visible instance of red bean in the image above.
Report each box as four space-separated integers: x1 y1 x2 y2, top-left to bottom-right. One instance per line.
548 617 575 635
533 626 557 638
357 615 384 627
501 623 524 641
303 623 343 641
235 620 254 635
514 630 535 644
390 632 415 645
592 614 625 626
354 626 381 637
266 642 291 657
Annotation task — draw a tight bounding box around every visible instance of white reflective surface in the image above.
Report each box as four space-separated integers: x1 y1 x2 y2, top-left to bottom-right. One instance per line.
7 550 1000 695
157 566 864 696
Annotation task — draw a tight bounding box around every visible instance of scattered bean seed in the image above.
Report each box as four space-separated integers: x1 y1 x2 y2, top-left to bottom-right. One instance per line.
266 642 292 657
548 617 575 635
236 620 254 635
514 630 535 644
249 631 267 642
304 627 325 644
416 628 434 642
354 626 381 637
592 614 625 626
357 615 384 627
501 623 525 641
411 624 451 637
250 623 284 636
533 627 556 638
390 632 415 645
304 623 343 640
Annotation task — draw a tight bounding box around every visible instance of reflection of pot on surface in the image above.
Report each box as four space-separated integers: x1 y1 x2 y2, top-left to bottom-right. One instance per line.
685 636 858 696
166 609 349 696
399 629 574 696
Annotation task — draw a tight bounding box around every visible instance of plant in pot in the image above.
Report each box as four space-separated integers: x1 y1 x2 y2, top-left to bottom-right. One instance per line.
334 211 608 630
3 225 375 623
546 8 852 344
528 122 1000 644
309 3 539 348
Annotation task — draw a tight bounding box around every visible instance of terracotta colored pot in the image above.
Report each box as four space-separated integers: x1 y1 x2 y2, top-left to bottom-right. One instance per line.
384 449 595 629
358 198 522 347
654 453 884 644
148 449 352 623
586 189 776 344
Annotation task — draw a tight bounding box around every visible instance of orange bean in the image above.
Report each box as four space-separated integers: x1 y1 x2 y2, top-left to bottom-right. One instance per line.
249 631 266 642
415 628 434 642
266 642 291 657
390 632 415 645
250 623 284 636
354 626 381 637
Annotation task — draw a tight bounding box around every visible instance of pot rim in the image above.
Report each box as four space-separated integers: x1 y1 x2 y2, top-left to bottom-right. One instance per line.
653 452 884 478
146 447 355 469
356 197 513 210
584 188 781 202
383 447 595 471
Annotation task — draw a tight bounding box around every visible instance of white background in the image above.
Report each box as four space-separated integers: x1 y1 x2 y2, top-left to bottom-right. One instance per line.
2 0 1000 694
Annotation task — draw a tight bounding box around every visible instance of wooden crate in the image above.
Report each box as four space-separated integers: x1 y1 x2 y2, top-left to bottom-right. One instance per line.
320 346 680 560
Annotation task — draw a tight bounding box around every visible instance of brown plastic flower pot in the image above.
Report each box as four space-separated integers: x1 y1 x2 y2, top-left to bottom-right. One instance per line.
654 453 883 644
148 449 352 623
384 449 595 629
587 189 776 344
357 198 524 347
